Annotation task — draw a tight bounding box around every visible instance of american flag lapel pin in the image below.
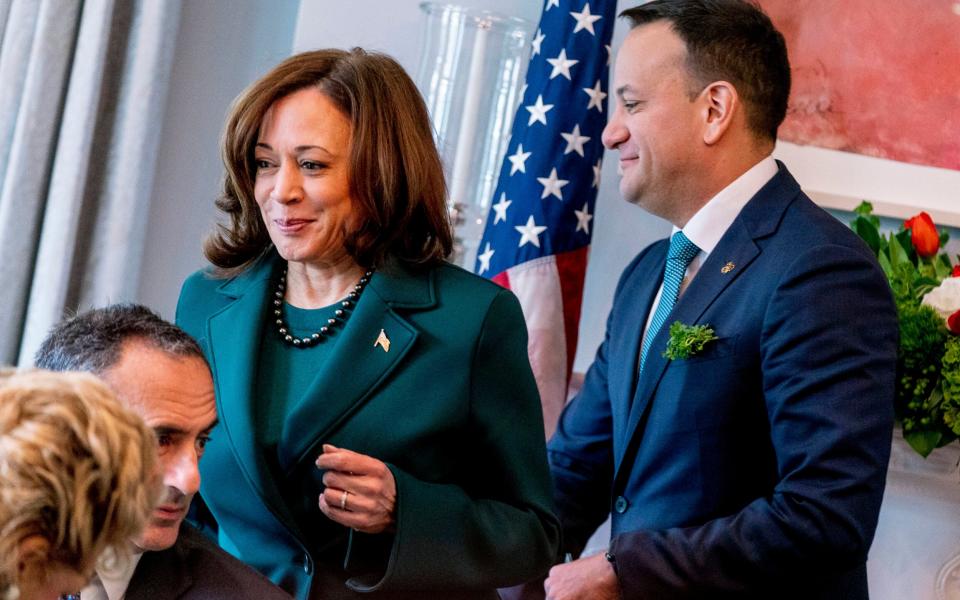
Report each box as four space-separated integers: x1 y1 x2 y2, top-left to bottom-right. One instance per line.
374 329 390 352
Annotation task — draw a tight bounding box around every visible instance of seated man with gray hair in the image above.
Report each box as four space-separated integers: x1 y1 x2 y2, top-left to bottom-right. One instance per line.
35 304 290 600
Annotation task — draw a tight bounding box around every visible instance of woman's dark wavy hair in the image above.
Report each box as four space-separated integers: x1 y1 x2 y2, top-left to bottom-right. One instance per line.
204 48 453 275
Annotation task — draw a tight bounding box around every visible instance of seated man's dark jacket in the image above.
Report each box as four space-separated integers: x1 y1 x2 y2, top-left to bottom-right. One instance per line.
125 523 291 599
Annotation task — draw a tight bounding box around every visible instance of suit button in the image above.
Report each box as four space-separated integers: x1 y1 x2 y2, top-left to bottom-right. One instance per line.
301 552 313 575
614 496 629 514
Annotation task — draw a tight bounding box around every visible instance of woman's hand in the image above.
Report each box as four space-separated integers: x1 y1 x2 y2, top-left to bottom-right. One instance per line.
316 444 397 534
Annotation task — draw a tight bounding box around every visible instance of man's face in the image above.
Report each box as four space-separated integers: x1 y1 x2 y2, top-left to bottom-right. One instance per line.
101 341 217 552
601 21 705 225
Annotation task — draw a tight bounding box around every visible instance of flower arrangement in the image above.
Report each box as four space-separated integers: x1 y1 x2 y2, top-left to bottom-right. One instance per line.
850 202 960 457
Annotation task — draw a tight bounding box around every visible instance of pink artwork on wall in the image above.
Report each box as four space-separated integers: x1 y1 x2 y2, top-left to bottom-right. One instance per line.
757 0 960 172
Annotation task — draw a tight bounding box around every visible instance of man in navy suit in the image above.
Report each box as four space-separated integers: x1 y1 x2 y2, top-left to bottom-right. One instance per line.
540 1 898 598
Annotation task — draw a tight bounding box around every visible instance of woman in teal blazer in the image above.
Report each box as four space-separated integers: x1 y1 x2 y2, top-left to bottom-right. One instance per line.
175 49 560 599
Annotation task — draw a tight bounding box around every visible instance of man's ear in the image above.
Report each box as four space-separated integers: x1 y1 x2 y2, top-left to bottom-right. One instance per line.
700 80 738 145
16 535 51 581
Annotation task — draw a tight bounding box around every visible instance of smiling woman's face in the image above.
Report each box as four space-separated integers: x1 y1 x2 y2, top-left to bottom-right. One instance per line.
253 87 356 268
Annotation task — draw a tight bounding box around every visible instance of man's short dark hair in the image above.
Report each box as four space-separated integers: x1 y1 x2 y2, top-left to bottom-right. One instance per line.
621 0 791 141
34 304 205 374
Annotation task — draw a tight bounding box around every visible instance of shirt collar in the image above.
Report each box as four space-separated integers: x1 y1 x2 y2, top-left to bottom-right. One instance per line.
97 552 143 600
676 156 778 256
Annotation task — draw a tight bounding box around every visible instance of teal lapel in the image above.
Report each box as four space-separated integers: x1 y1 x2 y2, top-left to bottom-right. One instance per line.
204 253 304 533
277 263 435 471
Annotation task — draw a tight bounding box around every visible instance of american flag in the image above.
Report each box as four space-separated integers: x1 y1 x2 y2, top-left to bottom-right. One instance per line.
476 0 617 438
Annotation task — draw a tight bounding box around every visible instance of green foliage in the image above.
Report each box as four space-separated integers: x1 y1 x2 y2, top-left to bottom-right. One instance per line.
898 303 947 372
904 430 944 458
850 202 959 456
896 303 951 457
941 337 960 436
662 322 718 361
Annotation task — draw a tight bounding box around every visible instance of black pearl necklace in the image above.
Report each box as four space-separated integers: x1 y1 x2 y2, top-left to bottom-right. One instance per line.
272 269 373 348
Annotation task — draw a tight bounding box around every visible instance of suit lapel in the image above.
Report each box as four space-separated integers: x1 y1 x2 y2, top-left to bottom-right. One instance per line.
609 243 667 461
276 264 433 471
204 254 303 530
614 164 800 477
125 543 192 600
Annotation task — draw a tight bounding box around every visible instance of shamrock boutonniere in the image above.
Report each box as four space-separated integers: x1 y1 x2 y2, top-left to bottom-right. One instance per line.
662 321 718 360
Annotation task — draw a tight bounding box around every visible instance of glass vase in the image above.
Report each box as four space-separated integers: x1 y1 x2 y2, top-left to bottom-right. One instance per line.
416 2 533 268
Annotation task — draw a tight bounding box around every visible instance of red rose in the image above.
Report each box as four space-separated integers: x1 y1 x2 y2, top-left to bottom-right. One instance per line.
904 212 940 258
952 265 960 277
949 310 960 334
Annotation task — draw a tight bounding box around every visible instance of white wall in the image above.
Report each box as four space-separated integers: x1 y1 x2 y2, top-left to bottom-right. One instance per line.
137 0 301 318
295 0 539 70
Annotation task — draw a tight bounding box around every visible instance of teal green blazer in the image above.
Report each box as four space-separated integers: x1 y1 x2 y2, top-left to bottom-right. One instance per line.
176 252 560 599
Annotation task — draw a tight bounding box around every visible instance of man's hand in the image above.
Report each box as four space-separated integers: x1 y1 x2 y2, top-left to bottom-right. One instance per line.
544 552 619 600
316 444 396 534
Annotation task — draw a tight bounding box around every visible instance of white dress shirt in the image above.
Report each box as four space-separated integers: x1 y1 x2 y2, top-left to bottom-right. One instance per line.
80 553 142 600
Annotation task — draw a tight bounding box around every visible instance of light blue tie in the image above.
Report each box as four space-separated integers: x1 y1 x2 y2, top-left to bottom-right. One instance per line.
639 231 700 373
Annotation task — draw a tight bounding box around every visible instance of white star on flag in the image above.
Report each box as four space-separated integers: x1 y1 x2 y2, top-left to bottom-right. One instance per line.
575 203 593 234
537 168 569 201
570 3 603 35
605 44 612 65
508 144 532 175
525 94 554 126
492 193 512 224
477 242 495 274
531 29 545 56
547 48 579 81
561 124 590 157
593 158 602 188
515 215 548 248
545 0 560 10
582 80 607 112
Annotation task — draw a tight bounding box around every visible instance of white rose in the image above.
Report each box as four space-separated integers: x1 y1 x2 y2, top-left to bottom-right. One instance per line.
921 277 960 320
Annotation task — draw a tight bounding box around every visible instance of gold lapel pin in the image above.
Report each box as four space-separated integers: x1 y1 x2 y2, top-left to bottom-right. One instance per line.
374 329 391 353
721 261 735 274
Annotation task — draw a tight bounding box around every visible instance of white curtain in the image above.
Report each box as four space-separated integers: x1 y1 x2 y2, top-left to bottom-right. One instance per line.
0 0 181 365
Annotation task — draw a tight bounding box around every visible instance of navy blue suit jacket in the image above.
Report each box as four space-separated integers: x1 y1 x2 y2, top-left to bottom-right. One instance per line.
548 164 897 598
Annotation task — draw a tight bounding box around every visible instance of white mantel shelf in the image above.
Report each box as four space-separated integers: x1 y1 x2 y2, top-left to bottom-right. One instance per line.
888 432 960 492
870 433 960 600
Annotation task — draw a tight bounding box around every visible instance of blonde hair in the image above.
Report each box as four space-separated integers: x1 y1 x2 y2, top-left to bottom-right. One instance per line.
0 369 159 593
